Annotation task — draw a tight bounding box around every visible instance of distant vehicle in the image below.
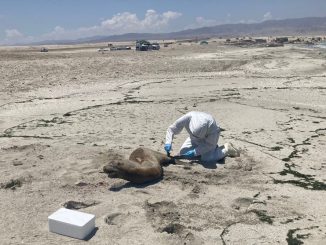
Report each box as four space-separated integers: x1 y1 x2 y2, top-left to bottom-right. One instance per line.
200 40 208 45
40 47 48 52
275 37 289 43
255 39 267 44
110 46 131 51
266 42 284 47
152 42 160 50
98 48 109 53
136 40 152 51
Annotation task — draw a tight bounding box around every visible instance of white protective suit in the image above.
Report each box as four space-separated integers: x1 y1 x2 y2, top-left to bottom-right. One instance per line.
165 111 226 162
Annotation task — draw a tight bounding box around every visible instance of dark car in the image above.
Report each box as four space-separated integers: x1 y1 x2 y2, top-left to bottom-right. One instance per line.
40 47 48 52
136 40 152 51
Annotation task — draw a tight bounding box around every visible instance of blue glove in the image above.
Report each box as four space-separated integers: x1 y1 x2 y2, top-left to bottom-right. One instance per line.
181 149 196 159
164 144 172 154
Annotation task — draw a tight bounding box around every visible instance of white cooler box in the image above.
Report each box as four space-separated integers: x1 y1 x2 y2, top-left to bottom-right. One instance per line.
48 208 95 240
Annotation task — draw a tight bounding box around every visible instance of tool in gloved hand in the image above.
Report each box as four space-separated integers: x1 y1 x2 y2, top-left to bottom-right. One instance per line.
164 143 172 156
169 151 200 160
165 144 200 160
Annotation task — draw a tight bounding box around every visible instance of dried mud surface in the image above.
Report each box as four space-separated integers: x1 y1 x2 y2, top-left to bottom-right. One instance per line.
0 42 326 244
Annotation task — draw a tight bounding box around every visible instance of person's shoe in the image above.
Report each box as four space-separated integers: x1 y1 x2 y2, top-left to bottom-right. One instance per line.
224 143 240 157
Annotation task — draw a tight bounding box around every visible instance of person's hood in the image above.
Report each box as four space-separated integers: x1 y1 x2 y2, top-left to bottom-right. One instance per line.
189 117 209 139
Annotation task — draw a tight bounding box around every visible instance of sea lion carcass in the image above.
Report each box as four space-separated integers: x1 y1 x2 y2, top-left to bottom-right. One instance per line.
103 147 175 184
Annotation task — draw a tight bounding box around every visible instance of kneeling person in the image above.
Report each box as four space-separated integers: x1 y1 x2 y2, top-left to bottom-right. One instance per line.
164 111 239 162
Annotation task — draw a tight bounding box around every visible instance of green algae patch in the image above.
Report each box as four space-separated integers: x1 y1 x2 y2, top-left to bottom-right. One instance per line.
270 146 283 151
249 209 274 224
286 226 318 245
275 164 326 191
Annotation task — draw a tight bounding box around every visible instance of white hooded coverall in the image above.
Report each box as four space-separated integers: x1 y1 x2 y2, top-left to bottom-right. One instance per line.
165 111 226 162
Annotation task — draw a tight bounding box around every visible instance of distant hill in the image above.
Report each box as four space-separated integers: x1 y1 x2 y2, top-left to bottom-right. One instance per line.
32 16 326 45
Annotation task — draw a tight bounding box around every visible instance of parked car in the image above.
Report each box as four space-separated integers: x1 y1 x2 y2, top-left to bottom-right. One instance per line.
40 47 48 52
98 48 109 52
136 40 152 51
152 42 160 50
200 40 208 45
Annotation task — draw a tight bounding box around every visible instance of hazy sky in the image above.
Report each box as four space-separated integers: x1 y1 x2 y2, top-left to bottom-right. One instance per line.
1 0 326 44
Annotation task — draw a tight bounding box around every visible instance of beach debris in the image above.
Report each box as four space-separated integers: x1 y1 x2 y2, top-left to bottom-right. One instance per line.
63 200 100 210
253 192 260 198
1 178 23 190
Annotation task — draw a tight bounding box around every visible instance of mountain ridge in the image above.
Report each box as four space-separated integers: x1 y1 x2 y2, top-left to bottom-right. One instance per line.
29 16 326 45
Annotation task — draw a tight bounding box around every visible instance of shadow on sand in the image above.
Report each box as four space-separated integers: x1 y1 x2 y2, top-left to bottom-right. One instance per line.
84 227 99 241
109 178 163 192
188 157 225 169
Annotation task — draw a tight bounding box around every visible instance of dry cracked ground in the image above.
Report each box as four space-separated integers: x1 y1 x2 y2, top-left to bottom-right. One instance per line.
0 42 326 244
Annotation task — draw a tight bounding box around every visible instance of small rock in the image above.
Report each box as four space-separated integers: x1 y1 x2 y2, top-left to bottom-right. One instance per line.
160 223 184 234
192 185 201 194
13 161 23 166
75 181 88 187
1 178 23 189
244 165 253 171
63 112 72 117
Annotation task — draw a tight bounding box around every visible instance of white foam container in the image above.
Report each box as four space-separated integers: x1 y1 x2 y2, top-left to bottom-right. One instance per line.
48 208 95 240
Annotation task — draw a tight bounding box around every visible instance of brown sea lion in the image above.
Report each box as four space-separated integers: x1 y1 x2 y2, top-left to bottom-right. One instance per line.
103 144 240 184
103 147 175 184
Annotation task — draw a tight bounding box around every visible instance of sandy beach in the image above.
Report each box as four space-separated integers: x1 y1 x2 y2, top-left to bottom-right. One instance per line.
0 41 326 244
